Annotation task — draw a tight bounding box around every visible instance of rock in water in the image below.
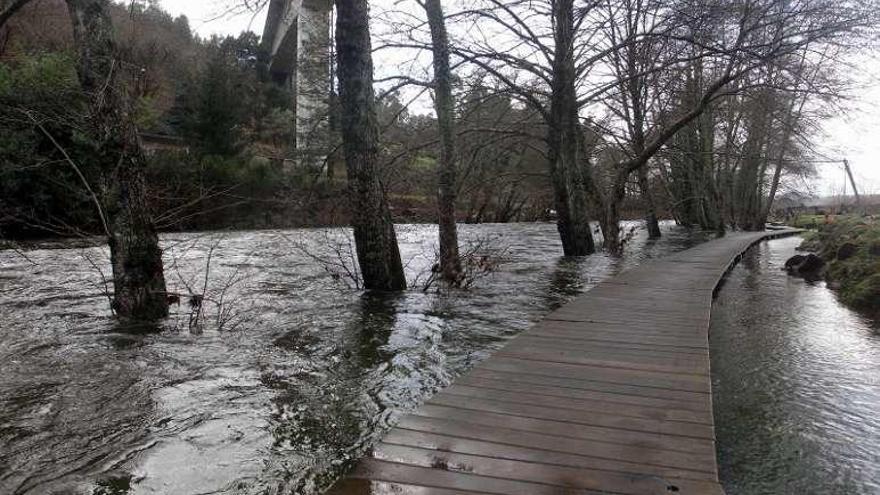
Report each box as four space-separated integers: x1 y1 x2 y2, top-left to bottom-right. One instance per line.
785 255 806 271
799 254 825 274
785 253 825 277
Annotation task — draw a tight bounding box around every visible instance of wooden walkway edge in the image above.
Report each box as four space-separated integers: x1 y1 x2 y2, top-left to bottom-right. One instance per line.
328 230 802 495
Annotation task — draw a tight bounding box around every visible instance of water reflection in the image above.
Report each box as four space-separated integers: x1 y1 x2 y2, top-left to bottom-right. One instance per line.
711 237 880 495
1 222 706 494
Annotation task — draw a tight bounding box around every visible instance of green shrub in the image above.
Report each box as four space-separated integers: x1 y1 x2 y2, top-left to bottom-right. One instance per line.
0 53 99 237
803 216 880 313
840 272 880 309
792 215 825 229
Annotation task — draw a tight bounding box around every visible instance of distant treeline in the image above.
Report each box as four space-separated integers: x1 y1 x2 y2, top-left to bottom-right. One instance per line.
0 1 579 239
0 0 850 242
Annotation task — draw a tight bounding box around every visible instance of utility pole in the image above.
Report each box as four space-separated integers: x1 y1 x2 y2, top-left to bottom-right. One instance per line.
843 159 862 210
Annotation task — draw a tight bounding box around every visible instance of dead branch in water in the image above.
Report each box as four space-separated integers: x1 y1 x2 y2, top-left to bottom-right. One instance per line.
283 229 363 290
413 233 510 292
164 233 257 333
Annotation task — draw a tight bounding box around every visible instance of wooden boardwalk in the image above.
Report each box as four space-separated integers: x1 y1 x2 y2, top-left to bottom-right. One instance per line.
329 230 799 495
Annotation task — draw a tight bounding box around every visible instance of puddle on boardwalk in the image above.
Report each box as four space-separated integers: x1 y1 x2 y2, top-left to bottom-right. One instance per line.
0 222 710 494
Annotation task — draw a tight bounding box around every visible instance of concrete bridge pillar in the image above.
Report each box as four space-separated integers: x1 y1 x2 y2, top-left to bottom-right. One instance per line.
262 0 333 163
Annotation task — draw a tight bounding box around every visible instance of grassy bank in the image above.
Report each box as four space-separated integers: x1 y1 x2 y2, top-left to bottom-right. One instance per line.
797 215 880 313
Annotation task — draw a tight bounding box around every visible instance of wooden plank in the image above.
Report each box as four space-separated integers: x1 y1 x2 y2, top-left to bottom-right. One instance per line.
343 458 609 494
519 327 711 345
425 394 716 438
484 356 711 392
516 336 710 358
561 295 712 311
515 332 710 352
328 230 801 495
512 330 712 354
456 375 711 411
462 369 712 408
545 312 710 327
373 444 725 495
411 404 716 455
390 418 717 477
543 314 711 330
438 384 710 423
495 346 710 376
526 324 711 346
536 320 711 337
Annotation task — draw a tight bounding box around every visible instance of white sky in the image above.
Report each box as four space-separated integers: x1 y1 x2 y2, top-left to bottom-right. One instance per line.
157 0 268 38
159 0 880 196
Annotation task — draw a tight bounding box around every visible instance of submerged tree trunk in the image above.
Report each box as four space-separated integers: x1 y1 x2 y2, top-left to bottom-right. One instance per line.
66 0 168 319
637 166 661 238
734 97 771 231
335 0 406 291
620 29 660 241
698 106 726 233
548 0 595 256
425 0 462 283
602 177 625 252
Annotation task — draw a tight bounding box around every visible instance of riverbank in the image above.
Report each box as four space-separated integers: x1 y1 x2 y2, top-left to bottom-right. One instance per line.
794 215 880 314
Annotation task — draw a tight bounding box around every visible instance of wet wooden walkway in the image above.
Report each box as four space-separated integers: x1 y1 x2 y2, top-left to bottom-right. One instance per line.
329 230 800 495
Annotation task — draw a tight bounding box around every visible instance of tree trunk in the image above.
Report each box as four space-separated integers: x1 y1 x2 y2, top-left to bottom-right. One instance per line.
66 0 168 319
760 91 808 226
621 32 660 240
548 0 595 256
0 0 31 30
602 177 625 253
327 88 339 180
698 107 725 233
335 0 406 291
425 0 462 283
637 166 661 238
734 103 770 231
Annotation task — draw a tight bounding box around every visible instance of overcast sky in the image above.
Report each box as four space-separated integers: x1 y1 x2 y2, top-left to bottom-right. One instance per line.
159 0 880 196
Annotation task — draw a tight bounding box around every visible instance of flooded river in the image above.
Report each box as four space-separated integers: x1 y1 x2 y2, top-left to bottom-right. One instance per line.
5 228 878 495
711 236 880 495
0 222 707 495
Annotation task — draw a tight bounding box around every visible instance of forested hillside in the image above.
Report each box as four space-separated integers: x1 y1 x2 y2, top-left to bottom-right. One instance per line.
0 0 559 239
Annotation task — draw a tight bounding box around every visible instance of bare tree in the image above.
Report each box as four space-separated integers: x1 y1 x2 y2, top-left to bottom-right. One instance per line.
447 0 599 255
63 0 169 318
335 0 407 290
3 0 172 318
423 0 463 282
600 0 668 238
547 0 597 255
588 0 872 250
661 5 853 232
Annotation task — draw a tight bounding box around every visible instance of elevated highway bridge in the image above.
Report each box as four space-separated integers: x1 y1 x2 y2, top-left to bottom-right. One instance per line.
262 0 332 152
